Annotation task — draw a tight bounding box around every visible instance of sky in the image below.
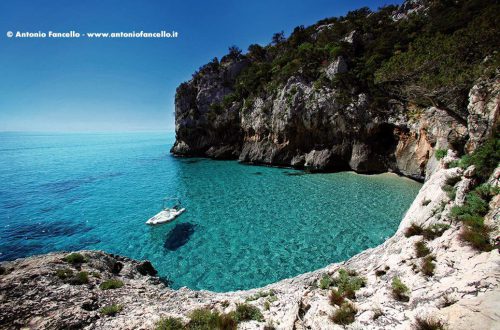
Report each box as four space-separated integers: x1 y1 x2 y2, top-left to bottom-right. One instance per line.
0 0 403 132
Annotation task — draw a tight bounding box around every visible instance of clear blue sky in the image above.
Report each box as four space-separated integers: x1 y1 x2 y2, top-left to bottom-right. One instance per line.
0 0 402 132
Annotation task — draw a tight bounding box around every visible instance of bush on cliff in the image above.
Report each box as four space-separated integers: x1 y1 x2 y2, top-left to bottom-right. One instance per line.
415 241 431 258
391 277 410 302
331 269 366 299
100 304 123 316
69 271 89 285
451 183 498 251
187 308 237 330
155 317 185 330
455 133 500 182
63 253 86 264
330 302 357 325
413 315 447 330
319 274 333 289
421 255 436 277
99 278 124 290
234 303 264 322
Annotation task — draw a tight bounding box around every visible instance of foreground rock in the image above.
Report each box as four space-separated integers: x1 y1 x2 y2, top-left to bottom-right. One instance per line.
1 166 498 329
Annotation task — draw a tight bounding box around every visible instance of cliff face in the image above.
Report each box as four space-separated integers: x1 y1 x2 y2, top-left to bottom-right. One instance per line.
172 58 248 159
172 68 498 181
171 0 499 181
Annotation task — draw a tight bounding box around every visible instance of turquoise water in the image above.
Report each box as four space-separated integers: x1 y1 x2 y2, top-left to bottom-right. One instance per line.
0 132 421 291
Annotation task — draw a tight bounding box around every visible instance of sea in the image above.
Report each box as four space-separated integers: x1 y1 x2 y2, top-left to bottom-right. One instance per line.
0 131 422 291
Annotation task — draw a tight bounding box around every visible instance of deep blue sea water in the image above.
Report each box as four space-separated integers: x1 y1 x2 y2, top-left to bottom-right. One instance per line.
0 132 422 291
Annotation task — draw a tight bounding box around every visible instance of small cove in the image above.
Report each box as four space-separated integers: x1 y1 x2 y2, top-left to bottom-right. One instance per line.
0 132 422 291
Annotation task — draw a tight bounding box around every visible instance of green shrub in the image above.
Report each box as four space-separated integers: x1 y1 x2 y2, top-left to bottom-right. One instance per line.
422 224 451 240
100 279 124 290
329 289 344 306
413 316 447 330
330 302 357 325
100 304 123 316
434 149 447 160
458 134 500 182
217 313 238 329
415 241 431 258
55 268 73 280
155 317 184 330
234 303 263 322
188 309 220 329
245 290 275 301
450 184 497 251
405 224 424 237
421 256 436 277
442 184 456 200
70 271 89 285
187 308 237 330
56 268 89 285
63 253 86 264
332 269 366 298
391 277 410 302
459 226 493 251
319 274 333 289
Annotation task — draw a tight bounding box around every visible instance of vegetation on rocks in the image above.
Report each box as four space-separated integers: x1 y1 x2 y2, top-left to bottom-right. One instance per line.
155 317 185 330
450 139 499 252
70 271 89 285
100 304 123 317
319 273 333 289
415 241 431 258
234 303 264 322
434 149 447 160
330 302 357 325
99 279 124 290
187 308 237 330
391 277 410 302
245 289 276 301
450 133 500 182
193 0 498 120
421 255 436 277
413 315 447 330
331 268 366 299
329 289 345 306
55 268 89 285
63 253 87 264
405 223 450 240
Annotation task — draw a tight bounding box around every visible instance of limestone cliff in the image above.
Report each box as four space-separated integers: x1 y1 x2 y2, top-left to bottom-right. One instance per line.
171 0 499 181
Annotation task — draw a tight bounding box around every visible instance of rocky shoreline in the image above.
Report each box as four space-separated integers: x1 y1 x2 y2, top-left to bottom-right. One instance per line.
1 161 499 329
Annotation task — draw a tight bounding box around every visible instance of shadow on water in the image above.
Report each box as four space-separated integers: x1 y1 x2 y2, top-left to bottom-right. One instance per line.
182 159 204 164
164 222 196 251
